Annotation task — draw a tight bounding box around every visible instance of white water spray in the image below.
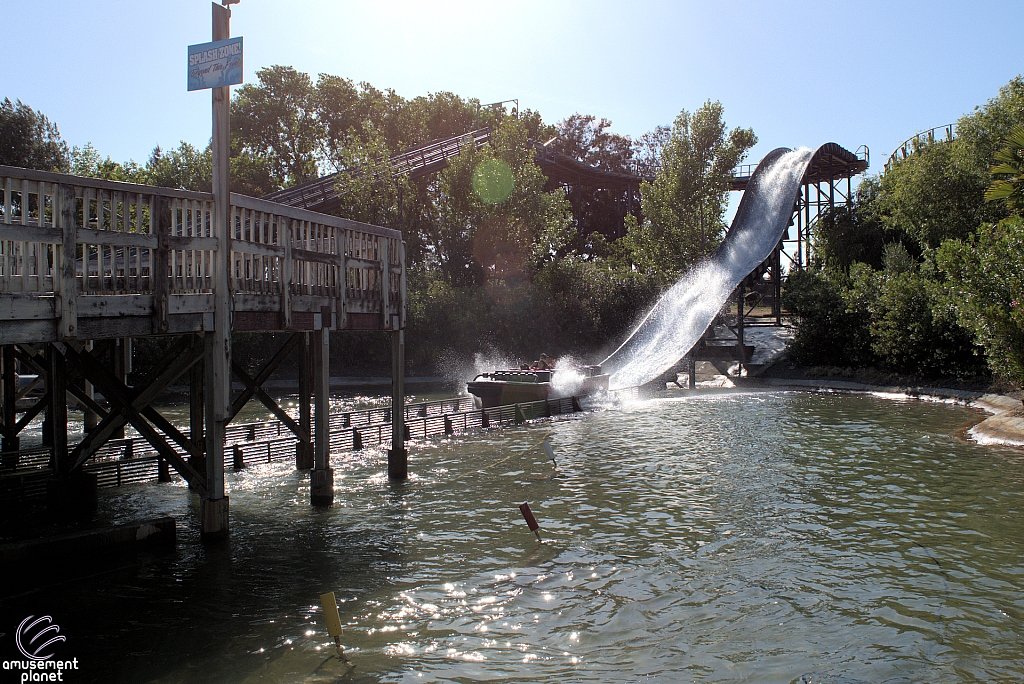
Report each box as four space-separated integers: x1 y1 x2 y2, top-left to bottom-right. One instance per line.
604 147 815 390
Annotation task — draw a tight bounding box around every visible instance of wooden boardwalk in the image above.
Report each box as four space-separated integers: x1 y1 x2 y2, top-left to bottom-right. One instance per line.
0 164 409 536
0 165 405 343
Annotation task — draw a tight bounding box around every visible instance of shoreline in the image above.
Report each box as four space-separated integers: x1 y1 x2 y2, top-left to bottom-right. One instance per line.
736 374 1024 448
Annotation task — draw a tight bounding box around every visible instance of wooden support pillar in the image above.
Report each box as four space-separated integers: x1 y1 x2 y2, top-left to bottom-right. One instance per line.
688 356 696 390
388 327 407 480
310 319 333 506
774 244 782 326
2 345 19 454
46 344 68 475
83 340 98 433
45 344 96 513
735 285 745 374
296 331 313 470
189 336 206 480
201 1 233 540
113 337 131 439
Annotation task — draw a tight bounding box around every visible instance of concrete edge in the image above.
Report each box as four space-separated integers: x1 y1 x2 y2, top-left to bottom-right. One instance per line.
0 517 176 564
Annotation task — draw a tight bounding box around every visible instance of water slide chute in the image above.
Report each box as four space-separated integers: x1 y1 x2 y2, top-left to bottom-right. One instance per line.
603 147 817 390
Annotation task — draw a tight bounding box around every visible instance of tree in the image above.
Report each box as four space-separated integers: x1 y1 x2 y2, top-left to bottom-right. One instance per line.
873 139 993 250
549 114 633 172
547 114 638 246
332 126 411 229
984 123 1024 212
231 65 321 188
431 118 572 286
936 216 1024 384
625 101 756 276
0 98 69 172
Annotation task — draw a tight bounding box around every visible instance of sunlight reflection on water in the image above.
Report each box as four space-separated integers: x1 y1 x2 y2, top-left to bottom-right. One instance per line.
6 391 1023 683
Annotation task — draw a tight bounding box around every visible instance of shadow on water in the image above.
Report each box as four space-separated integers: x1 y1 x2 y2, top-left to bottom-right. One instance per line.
3 391 1024 683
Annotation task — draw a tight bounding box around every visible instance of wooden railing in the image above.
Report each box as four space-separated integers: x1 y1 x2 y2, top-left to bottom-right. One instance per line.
0 165 405 342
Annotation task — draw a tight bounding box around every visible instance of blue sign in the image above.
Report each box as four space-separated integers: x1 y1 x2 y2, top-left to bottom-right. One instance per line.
187 37 243 91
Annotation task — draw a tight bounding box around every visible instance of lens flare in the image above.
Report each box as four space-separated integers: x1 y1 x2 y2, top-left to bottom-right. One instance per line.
472 158 514 204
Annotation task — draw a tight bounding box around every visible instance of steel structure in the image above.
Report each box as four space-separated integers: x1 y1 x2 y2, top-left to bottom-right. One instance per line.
644 143 869 390
884 123 957 173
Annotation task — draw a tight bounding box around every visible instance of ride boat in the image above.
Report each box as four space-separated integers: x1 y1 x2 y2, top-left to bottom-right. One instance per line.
466 365 609 408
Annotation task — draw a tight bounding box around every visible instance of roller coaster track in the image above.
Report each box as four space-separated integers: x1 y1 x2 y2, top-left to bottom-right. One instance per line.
263 128 653 213
884 123 957 173
262 128 494 212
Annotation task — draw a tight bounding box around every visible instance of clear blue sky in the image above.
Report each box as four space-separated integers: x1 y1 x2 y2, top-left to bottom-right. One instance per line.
4 0 1023 179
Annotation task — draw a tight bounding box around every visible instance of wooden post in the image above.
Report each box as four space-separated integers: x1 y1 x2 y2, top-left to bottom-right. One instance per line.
2 345 19 453
388 327 407 480
83 340 98 433
152 197 170 334
46 344 68 475
310 315 333 506
202 1 233 539
688 356 696 390
296 331 313 469
113 337 131 439
57 184 78 340
189 335 205 482
736 284 745 374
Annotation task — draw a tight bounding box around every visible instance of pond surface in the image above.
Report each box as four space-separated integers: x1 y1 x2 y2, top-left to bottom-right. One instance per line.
4 390 1023 683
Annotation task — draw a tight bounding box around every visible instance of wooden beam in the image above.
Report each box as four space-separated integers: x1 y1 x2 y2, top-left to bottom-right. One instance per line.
225 332 300 423
65 337 203 473
46 344 68 475
230 360 308 442
57 185 78 339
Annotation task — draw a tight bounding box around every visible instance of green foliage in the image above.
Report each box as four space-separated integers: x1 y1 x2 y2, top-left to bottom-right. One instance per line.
867 77 1024 253
936 216 1024 384
873 140 992 250
953 76 1024 177
405 257 660 370
984 123 1024 211
781 268 874 367
231 66 321 189
625 101 756 278
431 118 573 286
783 262 983 377
813 201 886 272
143 143 211 192
69 142 137 181
0 98 69 172
332 127 411 228
869 268 983 377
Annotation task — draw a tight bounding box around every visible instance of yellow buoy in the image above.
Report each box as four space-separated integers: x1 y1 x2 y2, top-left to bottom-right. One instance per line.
320 591 344 648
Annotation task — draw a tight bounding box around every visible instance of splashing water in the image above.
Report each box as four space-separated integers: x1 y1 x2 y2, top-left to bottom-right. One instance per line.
604 147 815 390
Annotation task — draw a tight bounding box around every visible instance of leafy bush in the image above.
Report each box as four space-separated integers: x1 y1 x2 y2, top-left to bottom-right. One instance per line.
782 268 874 367
869 269 984 377
936 216 1024 384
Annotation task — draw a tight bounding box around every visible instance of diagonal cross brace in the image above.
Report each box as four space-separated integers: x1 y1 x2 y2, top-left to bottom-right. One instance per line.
64 340 208 493
231 360 309 443
65 338 199 458
14 390 49 433
226 333 301 424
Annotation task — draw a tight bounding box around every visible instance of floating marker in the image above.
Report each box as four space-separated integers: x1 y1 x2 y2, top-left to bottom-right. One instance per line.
320 591 345 652
541 439 556 466
519 502 542 542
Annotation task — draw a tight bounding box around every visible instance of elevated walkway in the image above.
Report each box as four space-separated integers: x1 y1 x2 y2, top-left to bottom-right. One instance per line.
0 164 410 528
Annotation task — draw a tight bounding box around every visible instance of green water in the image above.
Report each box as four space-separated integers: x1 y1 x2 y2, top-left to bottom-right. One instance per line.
4 390 1022 682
